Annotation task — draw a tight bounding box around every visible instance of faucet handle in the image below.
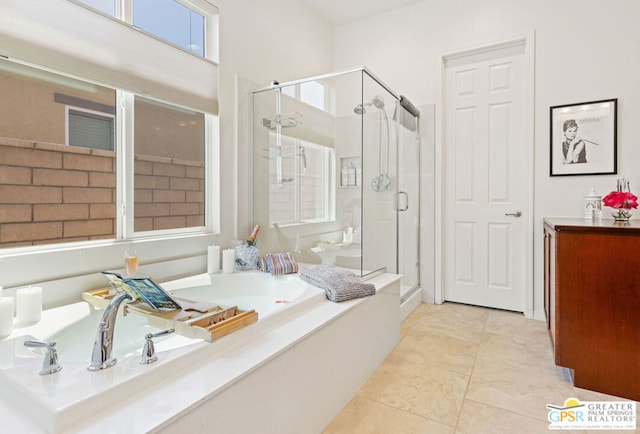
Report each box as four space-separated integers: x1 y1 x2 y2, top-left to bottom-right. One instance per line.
24 339 63 375
140 328 175 365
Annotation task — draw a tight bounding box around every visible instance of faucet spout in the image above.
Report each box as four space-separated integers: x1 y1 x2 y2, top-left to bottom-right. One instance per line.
88 291 134 371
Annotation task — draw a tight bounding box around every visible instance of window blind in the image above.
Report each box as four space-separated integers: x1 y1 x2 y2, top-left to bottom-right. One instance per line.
0 0 219 114
69 109 115 151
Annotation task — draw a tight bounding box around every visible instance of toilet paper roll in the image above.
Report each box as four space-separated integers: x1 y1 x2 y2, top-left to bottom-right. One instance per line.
208 245 220 274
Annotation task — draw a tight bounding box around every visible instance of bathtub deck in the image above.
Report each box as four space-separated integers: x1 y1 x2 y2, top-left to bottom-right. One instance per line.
0 272 401 433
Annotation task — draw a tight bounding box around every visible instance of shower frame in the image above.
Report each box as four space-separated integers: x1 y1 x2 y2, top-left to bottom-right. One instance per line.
249 66 420 291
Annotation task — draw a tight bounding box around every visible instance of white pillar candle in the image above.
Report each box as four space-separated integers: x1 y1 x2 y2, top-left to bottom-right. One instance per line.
16 286 42 325
207 245 220 274
222 248 235 274
0 297 14 337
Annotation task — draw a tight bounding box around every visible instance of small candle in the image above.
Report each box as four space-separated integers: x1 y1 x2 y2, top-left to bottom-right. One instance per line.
16 286 42 325
222 248 235 274
208 245 220 274
0 296 14 337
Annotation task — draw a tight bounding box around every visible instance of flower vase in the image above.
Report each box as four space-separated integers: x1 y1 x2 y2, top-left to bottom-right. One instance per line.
612 208 632 221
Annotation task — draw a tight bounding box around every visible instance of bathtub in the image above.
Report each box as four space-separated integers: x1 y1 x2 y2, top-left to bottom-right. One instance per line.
0 270 400 433
164 271 324 320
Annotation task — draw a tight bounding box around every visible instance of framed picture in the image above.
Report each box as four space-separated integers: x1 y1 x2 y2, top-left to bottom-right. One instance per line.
550 98 617 176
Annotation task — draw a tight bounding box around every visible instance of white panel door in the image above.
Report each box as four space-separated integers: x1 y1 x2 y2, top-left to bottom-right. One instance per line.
443 43 527 312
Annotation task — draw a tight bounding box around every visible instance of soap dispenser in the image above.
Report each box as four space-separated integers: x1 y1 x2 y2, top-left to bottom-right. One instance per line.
584 188 602 220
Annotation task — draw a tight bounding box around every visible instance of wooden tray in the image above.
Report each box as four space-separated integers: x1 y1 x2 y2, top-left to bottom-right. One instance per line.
82 288 258 342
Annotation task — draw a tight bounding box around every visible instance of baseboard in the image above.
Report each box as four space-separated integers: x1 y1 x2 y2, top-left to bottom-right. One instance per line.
400 287 422 321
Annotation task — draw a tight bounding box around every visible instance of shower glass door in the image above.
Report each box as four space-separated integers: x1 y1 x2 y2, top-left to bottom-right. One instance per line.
360 72 397 276
395 102 420 296
251 67 419 286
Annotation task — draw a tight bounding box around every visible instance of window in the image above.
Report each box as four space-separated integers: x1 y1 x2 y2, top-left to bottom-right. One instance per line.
133 0 205 56
68 108 115 151
299 81 326 111
268 135 334 225
0 0 218 250
76 0 208 57
75 0 116 16
133 97 206 232
279 80 327 111
0 60 118 248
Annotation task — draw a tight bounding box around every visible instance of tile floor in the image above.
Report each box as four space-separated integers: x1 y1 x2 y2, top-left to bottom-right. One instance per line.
323 302 638 433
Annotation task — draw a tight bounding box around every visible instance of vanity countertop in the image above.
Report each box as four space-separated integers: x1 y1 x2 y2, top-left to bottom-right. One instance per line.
543 217 640 232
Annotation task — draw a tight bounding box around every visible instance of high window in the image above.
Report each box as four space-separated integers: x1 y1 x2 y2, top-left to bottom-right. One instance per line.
76 0 210 58
76 0 116 16
281 80 327 111
134 0 205 56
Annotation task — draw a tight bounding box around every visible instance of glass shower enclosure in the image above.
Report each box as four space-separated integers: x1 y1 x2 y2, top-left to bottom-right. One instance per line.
250 67 419 293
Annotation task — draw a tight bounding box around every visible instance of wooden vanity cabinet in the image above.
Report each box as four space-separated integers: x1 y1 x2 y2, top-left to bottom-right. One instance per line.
544 218 640 401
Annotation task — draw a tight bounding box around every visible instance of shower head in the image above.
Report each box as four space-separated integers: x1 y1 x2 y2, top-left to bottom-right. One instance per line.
353 95 385 114
371 95 385 109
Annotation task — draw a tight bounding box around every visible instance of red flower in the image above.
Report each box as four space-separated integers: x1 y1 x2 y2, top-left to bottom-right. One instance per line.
602 191 638 209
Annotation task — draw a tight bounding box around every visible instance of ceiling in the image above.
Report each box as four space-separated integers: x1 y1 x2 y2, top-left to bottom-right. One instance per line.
301 0 424 25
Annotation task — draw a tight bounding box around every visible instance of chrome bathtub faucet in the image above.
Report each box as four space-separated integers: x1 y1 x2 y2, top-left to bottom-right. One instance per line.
140 328 175 365
88 291 134 371
24 339 63 375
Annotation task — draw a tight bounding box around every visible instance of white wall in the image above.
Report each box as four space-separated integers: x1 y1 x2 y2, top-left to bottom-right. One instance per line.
214 0 334 246
332 0 640 317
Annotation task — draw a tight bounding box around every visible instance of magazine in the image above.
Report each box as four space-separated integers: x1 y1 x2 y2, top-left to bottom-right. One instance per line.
101 271 182 311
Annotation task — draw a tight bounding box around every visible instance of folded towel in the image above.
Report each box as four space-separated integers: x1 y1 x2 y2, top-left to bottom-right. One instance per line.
299 264 375 302
258 252 299 276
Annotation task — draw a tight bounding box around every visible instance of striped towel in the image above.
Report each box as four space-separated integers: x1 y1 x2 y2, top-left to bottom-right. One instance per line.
299 264 375 302
258 252 299 276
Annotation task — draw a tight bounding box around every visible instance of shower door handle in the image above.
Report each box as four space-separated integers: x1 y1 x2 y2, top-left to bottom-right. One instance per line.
394 191 409 212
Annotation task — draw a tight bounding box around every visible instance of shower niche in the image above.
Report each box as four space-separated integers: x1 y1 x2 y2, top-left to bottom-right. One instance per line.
250 67 420 291
339 156 361 188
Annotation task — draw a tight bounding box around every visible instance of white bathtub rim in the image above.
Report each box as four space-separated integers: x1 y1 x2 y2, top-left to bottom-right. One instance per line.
0 271 321 433
137 273 401 433
0 272 400 433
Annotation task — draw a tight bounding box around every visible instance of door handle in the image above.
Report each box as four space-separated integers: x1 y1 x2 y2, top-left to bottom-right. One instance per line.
505 210 522 217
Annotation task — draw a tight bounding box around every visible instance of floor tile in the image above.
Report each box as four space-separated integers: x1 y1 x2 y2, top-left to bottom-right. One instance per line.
455 399 553 434
389 332 479 376
323 395 453 434
357 359 469 427
476 332 554 372
401 302 489 342
324 302 639 433
483 309 551 354
466 349 575 421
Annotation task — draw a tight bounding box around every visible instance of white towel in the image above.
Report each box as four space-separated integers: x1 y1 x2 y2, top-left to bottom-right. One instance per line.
299 265 375 302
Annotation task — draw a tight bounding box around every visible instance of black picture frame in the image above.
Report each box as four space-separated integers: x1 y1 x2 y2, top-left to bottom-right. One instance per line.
550 98 617 176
